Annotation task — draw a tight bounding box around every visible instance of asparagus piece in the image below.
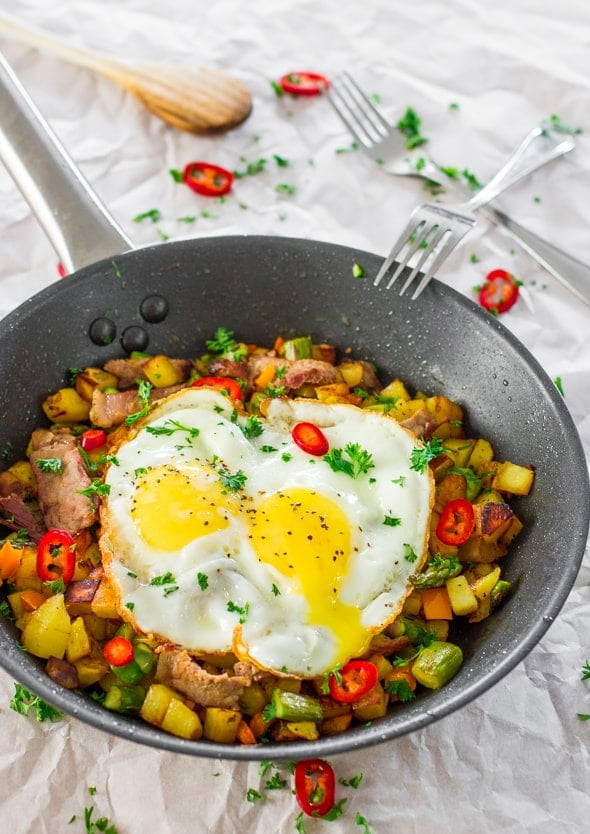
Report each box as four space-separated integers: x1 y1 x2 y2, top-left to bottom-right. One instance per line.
262 688 323 723
412 641 463 689
410 555 462 589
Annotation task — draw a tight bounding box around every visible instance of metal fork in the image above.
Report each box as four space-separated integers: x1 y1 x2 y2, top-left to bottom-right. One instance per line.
327 73 577 296
372 133 572 297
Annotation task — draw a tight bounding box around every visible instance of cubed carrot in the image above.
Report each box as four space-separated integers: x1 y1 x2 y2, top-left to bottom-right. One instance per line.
0 540 23 582
254 364 276 390
422 586 453 621
19 589 48 612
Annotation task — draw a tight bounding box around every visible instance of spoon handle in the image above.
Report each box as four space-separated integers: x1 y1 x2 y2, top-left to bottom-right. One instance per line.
0 12 113 77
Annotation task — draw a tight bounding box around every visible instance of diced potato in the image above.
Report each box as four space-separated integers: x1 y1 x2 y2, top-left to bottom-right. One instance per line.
21 593 71 659
367 652 394 680
271 720 319 742
320 713 353 735
443 438 475 468
435 473 467 511
46 656 79 689
90 576 120 618
472 567 502 601
352 682 388 721
467 438 494 470
457 535 506 564
425 396 464 438
380 378 412 401
203 707 241 743
12 545 44 592
386 398 425 422
18 589 48 612
492 461 535 496
311 343 336 364
66 615 93 663
473 502 514 543
7 460 36 490
142 355 185 388
75 653 111 688
162 698 203 740
338 361 364 387
140 683 177 725
500 515 523 545
315 382 362 405
445 575 478 616
42 387 91 423
65 577 101 616
426 619 450 641
75 367 119 402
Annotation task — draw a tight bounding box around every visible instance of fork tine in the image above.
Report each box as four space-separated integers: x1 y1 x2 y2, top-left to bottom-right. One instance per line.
408 224 472 299
398 226 448 294
328 72 395 146
373 213 428 287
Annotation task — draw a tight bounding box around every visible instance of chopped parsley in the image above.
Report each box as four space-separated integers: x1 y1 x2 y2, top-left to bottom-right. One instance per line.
271 583 280 596
217 466 247 492
352 262 367 278
356 812 372 833
44 578 67 594
403 543 418 563
133 208 161 223
78 479 111 500
324 443 375 479
10 684 64 722
205 327 247 361
246 788 264 803
338 773 363 789
146 419 200 445
396 106 428 150
83 804 119 834
150 572 179 596
240 415 264 439
197 572 209 591
383 515 402 527
409 437 445 473
227 600 250 624
581 660 590 680
124 380 153 426
36 457 63 473
384 678 416 702
554 376 565 397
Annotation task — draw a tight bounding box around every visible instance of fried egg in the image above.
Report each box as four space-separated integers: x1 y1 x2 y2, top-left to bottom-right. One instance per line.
100 387 433 677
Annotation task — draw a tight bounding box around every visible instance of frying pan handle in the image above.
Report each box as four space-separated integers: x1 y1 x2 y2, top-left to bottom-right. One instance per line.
0 51 133 273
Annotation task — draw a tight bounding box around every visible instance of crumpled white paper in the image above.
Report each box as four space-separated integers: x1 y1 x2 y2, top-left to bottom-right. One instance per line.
0 0 589 831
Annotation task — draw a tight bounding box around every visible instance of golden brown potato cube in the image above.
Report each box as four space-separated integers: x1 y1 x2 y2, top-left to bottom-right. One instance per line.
320 712 353 735
75 654 111 688
492 461 535 496
21 593 71 659
66 615 94 663
352 682 388 721
7 460 36 490
142 355 186 388
13 546 44 592
75 367 119 402
388 398 426 421
380 378 412 401
42 387 91 423
315 382 362 405
430 454 455 482
46 656 79 689
474 502 514 543
443 438 475 468
316 695 353 720
312 343 337 364
338 362 365 388
435 473 467 512
271 720 319 742
425 396 464 438
472 566 502 601
90 576 120 619
162 698 203 740
141 684 176 726
500 515 524 546
65 577 101 616
445 575 478 616
203 707 241 743
458 536 506 564
467 438 495 470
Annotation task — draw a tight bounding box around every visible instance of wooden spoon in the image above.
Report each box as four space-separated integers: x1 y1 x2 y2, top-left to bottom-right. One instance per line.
0 13 252 133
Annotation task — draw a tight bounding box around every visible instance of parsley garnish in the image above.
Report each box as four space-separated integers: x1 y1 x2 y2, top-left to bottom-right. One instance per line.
124 380 153 426
240 415 264 439
554 376 565 397
409 437 445 473
271 583 280 596
396 107 428 149
45 578 67 594
150 572 179 596
383 515 401 527
0 599 15 621
146 419 200 446
133 208 161 223
384 679 416 702
352 262 366 278
205 327 247 361
217 466 247 492
83 805 119 834
78 479 111 500
36 457 63 473
265 773 287 790
197 572 209 591
324 443 375 479
246 788 264 803
227 600 250 624
356 812 372 833
403 543 418 563
10 684 64 722
581 661 590 680
338 773 363 789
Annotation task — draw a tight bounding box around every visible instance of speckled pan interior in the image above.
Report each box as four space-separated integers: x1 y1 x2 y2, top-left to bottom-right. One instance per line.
0 235 587 760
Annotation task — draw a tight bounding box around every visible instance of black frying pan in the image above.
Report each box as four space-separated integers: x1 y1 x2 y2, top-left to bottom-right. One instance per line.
0 53 588 761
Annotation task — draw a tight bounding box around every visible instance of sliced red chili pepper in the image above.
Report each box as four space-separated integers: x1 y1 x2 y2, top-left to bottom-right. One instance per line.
478 269 520 314
292 422 329 456
36 529 76 584
294 758 336 817
57 262 68 278
190 376 243 400
183 161 234 197
436 498 475 546
279 72 330 96
328 659 379 703
103 636 135 667
80 428 108 452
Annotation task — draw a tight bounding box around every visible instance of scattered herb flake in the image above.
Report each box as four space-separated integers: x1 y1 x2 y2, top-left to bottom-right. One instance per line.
10 684 64 722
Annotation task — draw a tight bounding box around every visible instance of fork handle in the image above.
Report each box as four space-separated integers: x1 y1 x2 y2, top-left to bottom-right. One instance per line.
465 128 575 211
488 209 590 305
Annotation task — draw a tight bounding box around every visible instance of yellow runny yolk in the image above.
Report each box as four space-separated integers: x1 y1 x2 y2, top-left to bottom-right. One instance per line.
132 465 236 550
248 487 370 666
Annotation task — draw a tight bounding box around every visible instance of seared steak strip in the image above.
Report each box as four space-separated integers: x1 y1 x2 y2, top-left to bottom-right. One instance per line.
89 385 184 428
156 648 254 709
29 430 98 535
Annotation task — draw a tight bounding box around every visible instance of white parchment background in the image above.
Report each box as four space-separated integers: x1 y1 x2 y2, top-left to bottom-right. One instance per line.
0 0 589 831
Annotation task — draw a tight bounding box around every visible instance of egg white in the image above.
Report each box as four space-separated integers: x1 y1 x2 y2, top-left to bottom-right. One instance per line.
100 387 433 677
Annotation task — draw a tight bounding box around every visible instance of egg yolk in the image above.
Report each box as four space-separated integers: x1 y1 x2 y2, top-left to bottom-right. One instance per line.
249 487 371 666
132 465 236 551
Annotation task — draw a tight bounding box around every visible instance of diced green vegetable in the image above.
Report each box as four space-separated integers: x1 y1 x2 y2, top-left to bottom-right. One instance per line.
104 684 146 713
263 688 323 723
412 641 463 689
282 336 312 360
